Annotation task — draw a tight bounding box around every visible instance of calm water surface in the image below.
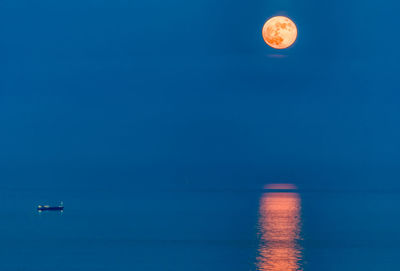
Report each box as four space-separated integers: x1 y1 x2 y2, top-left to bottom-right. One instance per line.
0 185 400 270
257 185 303 270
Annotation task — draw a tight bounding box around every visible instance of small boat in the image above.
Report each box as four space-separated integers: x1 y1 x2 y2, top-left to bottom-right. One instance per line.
37 202 64 212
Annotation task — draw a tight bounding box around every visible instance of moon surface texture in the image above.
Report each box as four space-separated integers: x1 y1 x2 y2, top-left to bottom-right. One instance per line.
262 16 297 49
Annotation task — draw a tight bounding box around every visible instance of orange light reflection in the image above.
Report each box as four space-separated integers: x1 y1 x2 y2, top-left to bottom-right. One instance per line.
257 186 303 271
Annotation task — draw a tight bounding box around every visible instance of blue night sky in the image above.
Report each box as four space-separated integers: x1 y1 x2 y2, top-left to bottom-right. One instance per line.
0 0 399 191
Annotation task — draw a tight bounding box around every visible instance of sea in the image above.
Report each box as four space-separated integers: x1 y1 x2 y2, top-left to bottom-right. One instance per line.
1 184 400 270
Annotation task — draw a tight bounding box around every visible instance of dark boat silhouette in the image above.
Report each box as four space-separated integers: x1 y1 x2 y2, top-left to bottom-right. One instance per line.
37 202 64 212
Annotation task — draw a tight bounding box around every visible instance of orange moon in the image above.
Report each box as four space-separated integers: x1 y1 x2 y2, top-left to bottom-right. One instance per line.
262 16 297 49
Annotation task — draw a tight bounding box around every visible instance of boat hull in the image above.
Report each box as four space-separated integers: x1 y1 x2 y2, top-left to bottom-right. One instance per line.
37 206 64 211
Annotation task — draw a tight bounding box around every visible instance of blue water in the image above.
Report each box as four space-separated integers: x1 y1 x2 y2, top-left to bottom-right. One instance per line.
1 186 400 270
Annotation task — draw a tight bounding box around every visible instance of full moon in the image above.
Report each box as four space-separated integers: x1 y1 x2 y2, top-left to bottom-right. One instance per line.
262 16 297 49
